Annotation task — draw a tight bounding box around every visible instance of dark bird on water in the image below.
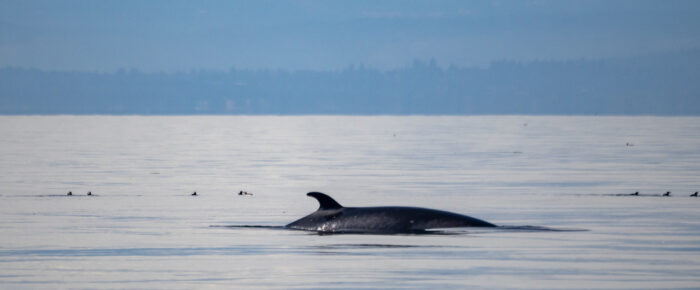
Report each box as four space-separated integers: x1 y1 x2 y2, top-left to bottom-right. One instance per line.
691 192 698 197
67 191 72 196
663 191 671 196
630 191 639 196
87 191 92 196
192 191 197 196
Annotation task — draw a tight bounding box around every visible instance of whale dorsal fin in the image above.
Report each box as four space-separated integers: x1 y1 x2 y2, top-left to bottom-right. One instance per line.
307 192 343 210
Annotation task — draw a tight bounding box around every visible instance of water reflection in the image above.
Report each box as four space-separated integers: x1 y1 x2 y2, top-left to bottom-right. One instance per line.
1 116 700 289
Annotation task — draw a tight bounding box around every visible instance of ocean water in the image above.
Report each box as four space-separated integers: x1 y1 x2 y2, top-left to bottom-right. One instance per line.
1 115 699 289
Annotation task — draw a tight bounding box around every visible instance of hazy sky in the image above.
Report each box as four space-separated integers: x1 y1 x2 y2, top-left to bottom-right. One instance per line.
1 0 699 72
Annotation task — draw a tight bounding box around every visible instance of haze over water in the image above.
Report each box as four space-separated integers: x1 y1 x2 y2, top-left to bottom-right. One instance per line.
1 116 699 289
3 1 700 288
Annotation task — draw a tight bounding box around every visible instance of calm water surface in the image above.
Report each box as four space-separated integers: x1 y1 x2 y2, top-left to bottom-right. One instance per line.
1 116 699 289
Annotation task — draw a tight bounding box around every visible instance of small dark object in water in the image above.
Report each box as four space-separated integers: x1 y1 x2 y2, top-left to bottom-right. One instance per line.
67 191 72 196
238 190 243 195
663 191 671 197
192 191 197 196
630 191 639 196
691 192 698 197
87 191 92 196
239 190 253 196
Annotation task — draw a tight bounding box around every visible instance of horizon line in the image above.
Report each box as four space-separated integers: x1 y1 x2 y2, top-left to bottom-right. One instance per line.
3 48 698 74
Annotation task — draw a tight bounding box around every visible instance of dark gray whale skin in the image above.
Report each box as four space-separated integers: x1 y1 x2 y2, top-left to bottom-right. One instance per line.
285 192 496 233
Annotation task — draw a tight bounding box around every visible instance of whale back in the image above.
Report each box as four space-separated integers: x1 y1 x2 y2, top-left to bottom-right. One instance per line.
286 192 495 233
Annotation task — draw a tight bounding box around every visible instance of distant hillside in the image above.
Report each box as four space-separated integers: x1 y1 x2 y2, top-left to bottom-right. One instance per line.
1 50 699 115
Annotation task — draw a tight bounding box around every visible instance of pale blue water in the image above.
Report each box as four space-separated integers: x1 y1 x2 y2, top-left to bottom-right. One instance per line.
1 116 700 289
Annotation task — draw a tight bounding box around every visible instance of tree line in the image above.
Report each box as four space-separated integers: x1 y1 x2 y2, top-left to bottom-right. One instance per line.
1 50 699 115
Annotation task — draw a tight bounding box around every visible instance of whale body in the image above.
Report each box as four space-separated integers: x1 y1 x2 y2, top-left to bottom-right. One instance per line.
285 192 496 233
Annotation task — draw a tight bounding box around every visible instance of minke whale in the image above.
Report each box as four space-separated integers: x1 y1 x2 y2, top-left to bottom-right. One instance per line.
285 192 496 233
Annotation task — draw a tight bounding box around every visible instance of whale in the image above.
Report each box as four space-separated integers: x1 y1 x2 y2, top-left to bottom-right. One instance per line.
285 192 496 233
